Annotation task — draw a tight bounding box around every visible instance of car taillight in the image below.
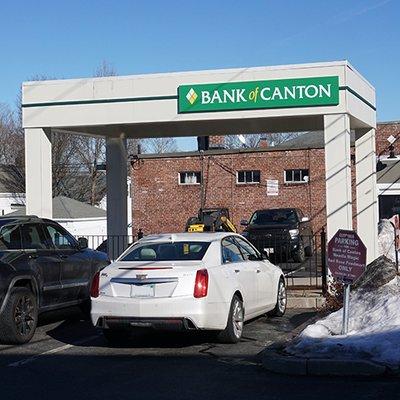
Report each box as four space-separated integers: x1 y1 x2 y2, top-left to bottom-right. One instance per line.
194 269 208 298
90 272 100 298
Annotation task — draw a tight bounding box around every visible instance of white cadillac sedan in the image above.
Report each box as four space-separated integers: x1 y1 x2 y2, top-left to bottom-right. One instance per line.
91 232 286 343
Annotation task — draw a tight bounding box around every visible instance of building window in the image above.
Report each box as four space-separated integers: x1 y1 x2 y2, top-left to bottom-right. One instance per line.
236 170 261 184
284 169 310 184
179 171 202 185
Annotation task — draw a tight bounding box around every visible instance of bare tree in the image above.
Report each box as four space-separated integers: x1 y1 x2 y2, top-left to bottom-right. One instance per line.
0 104 25 200
224 132 303 148
71 135 107 205
0 104 24 165
223 134 262 148
267 132 303 146
141 137 178 154
94 60 117 78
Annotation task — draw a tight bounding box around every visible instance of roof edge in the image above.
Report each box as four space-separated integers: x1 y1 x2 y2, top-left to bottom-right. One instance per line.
23 60 349 87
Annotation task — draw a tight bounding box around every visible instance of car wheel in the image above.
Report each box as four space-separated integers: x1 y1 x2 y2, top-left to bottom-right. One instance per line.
267 279 287 317
293 241 306 263
102 329 131 344
216 295 244 344
0 287 38 345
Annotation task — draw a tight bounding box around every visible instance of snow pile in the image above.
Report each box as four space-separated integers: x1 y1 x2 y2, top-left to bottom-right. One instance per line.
287 276 400 366
378 219 396 262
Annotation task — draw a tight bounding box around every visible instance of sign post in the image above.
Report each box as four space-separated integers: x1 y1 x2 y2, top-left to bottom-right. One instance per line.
327 229 367 335
342 284 351 334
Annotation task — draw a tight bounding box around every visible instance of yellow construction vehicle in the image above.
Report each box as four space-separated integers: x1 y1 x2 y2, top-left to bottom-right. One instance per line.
185 208 237 233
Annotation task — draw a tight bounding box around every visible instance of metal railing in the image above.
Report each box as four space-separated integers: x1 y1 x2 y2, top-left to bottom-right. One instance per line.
248 229 327 290
79 235 136 260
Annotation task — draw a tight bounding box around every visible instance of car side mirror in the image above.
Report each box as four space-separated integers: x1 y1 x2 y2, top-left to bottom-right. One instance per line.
240 219 249 226
301 216 309 222
78 237 88 249
261 250 269 260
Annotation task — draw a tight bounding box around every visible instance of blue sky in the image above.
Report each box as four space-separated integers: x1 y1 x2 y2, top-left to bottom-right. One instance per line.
1 0 398 150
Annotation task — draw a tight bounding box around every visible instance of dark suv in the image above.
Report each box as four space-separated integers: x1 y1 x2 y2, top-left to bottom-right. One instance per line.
0 216 109 344
241 208 313 262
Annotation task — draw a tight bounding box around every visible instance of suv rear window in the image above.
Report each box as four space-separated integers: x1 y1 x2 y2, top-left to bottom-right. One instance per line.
120 241 210 262
0 222 22 250
249 209 298 225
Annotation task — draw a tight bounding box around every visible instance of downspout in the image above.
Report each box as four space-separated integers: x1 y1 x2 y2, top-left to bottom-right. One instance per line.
200 150 205 210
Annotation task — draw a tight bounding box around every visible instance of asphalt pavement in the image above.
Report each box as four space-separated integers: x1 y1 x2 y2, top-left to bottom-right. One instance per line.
0 307 398 400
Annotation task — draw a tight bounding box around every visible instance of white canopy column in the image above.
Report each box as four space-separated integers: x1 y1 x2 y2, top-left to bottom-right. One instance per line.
355 128 379 263
324 114 353 239
25 128 53 218
106 136 128 259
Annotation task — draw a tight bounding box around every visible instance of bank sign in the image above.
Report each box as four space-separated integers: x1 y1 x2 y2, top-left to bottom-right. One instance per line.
178 76 339 113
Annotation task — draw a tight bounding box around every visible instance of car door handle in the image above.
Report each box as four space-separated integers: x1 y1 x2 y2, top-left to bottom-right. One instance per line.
234 269 240 273
28 254 38 259
59 254 68 259
256 269 261 273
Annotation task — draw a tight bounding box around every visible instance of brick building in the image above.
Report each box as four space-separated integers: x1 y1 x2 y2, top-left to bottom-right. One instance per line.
131 122 400 236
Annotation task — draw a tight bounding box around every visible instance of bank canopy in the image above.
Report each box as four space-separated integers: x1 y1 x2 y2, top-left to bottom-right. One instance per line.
21 61 378 263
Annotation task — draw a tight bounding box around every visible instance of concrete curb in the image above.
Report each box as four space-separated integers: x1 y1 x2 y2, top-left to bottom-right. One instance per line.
261 311 398 377
261 344 392 377
287 296 325 309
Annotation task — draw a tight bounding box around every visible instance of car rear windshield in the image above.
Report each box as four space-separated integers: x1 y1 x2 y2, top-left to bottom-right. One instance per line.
120 241 211 262
249 209 298 225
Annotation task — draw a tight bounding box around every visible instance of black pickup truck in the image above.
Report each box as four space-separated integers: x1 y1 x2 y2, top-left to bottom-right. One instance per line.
0 216 109 344
241 208 313 262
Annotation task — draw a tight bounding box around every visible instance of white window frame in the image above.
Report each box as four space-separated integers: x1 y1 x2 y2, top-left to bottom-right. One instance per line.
284 169 310 184
178 171 202 185
236 170 261 185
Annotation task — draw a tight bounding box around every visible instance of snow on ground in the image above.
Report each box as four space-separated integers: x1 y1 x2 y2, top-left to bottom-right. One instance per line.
287 276 400 366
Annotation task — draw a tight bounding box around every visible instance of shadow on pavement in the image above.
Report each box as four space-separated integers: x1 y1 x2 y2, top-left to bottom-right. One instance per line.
44 309 318 350
0 351 398 400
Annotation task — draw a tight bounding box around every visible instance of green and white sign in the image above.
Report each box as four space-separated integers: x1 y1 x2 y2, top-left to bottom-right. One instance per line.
178 76 339 113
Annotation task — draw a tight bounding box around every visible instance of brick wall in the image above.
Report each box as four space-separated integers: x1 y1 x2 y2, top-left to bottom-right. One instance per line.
131 122 397 236
132 149 328 235
375 121 400 157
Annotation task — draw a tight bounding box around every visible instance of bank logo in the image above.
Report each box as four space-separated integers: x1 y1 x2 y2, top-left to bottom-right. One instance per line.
186 88 198 105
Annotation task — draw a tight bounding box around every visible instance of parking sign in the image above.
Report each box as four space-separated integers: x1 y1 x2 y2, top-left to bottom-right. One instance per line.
327 229 367 284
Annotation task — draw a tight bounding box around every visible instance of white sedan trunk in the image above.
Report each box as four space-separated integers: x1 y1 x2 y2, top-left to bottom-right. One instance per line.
100 261 202 299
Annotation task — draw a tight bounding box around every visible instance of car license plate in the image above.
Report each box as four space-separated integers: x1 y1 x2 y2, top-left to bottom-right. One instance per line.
131 284 155 298
264 247 274 255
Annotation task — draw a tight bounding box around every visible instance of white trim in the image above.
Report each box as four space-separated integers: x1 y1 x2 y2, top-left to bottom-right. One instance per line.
54 217 106 222
378 183 400 196
379 156 400 161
